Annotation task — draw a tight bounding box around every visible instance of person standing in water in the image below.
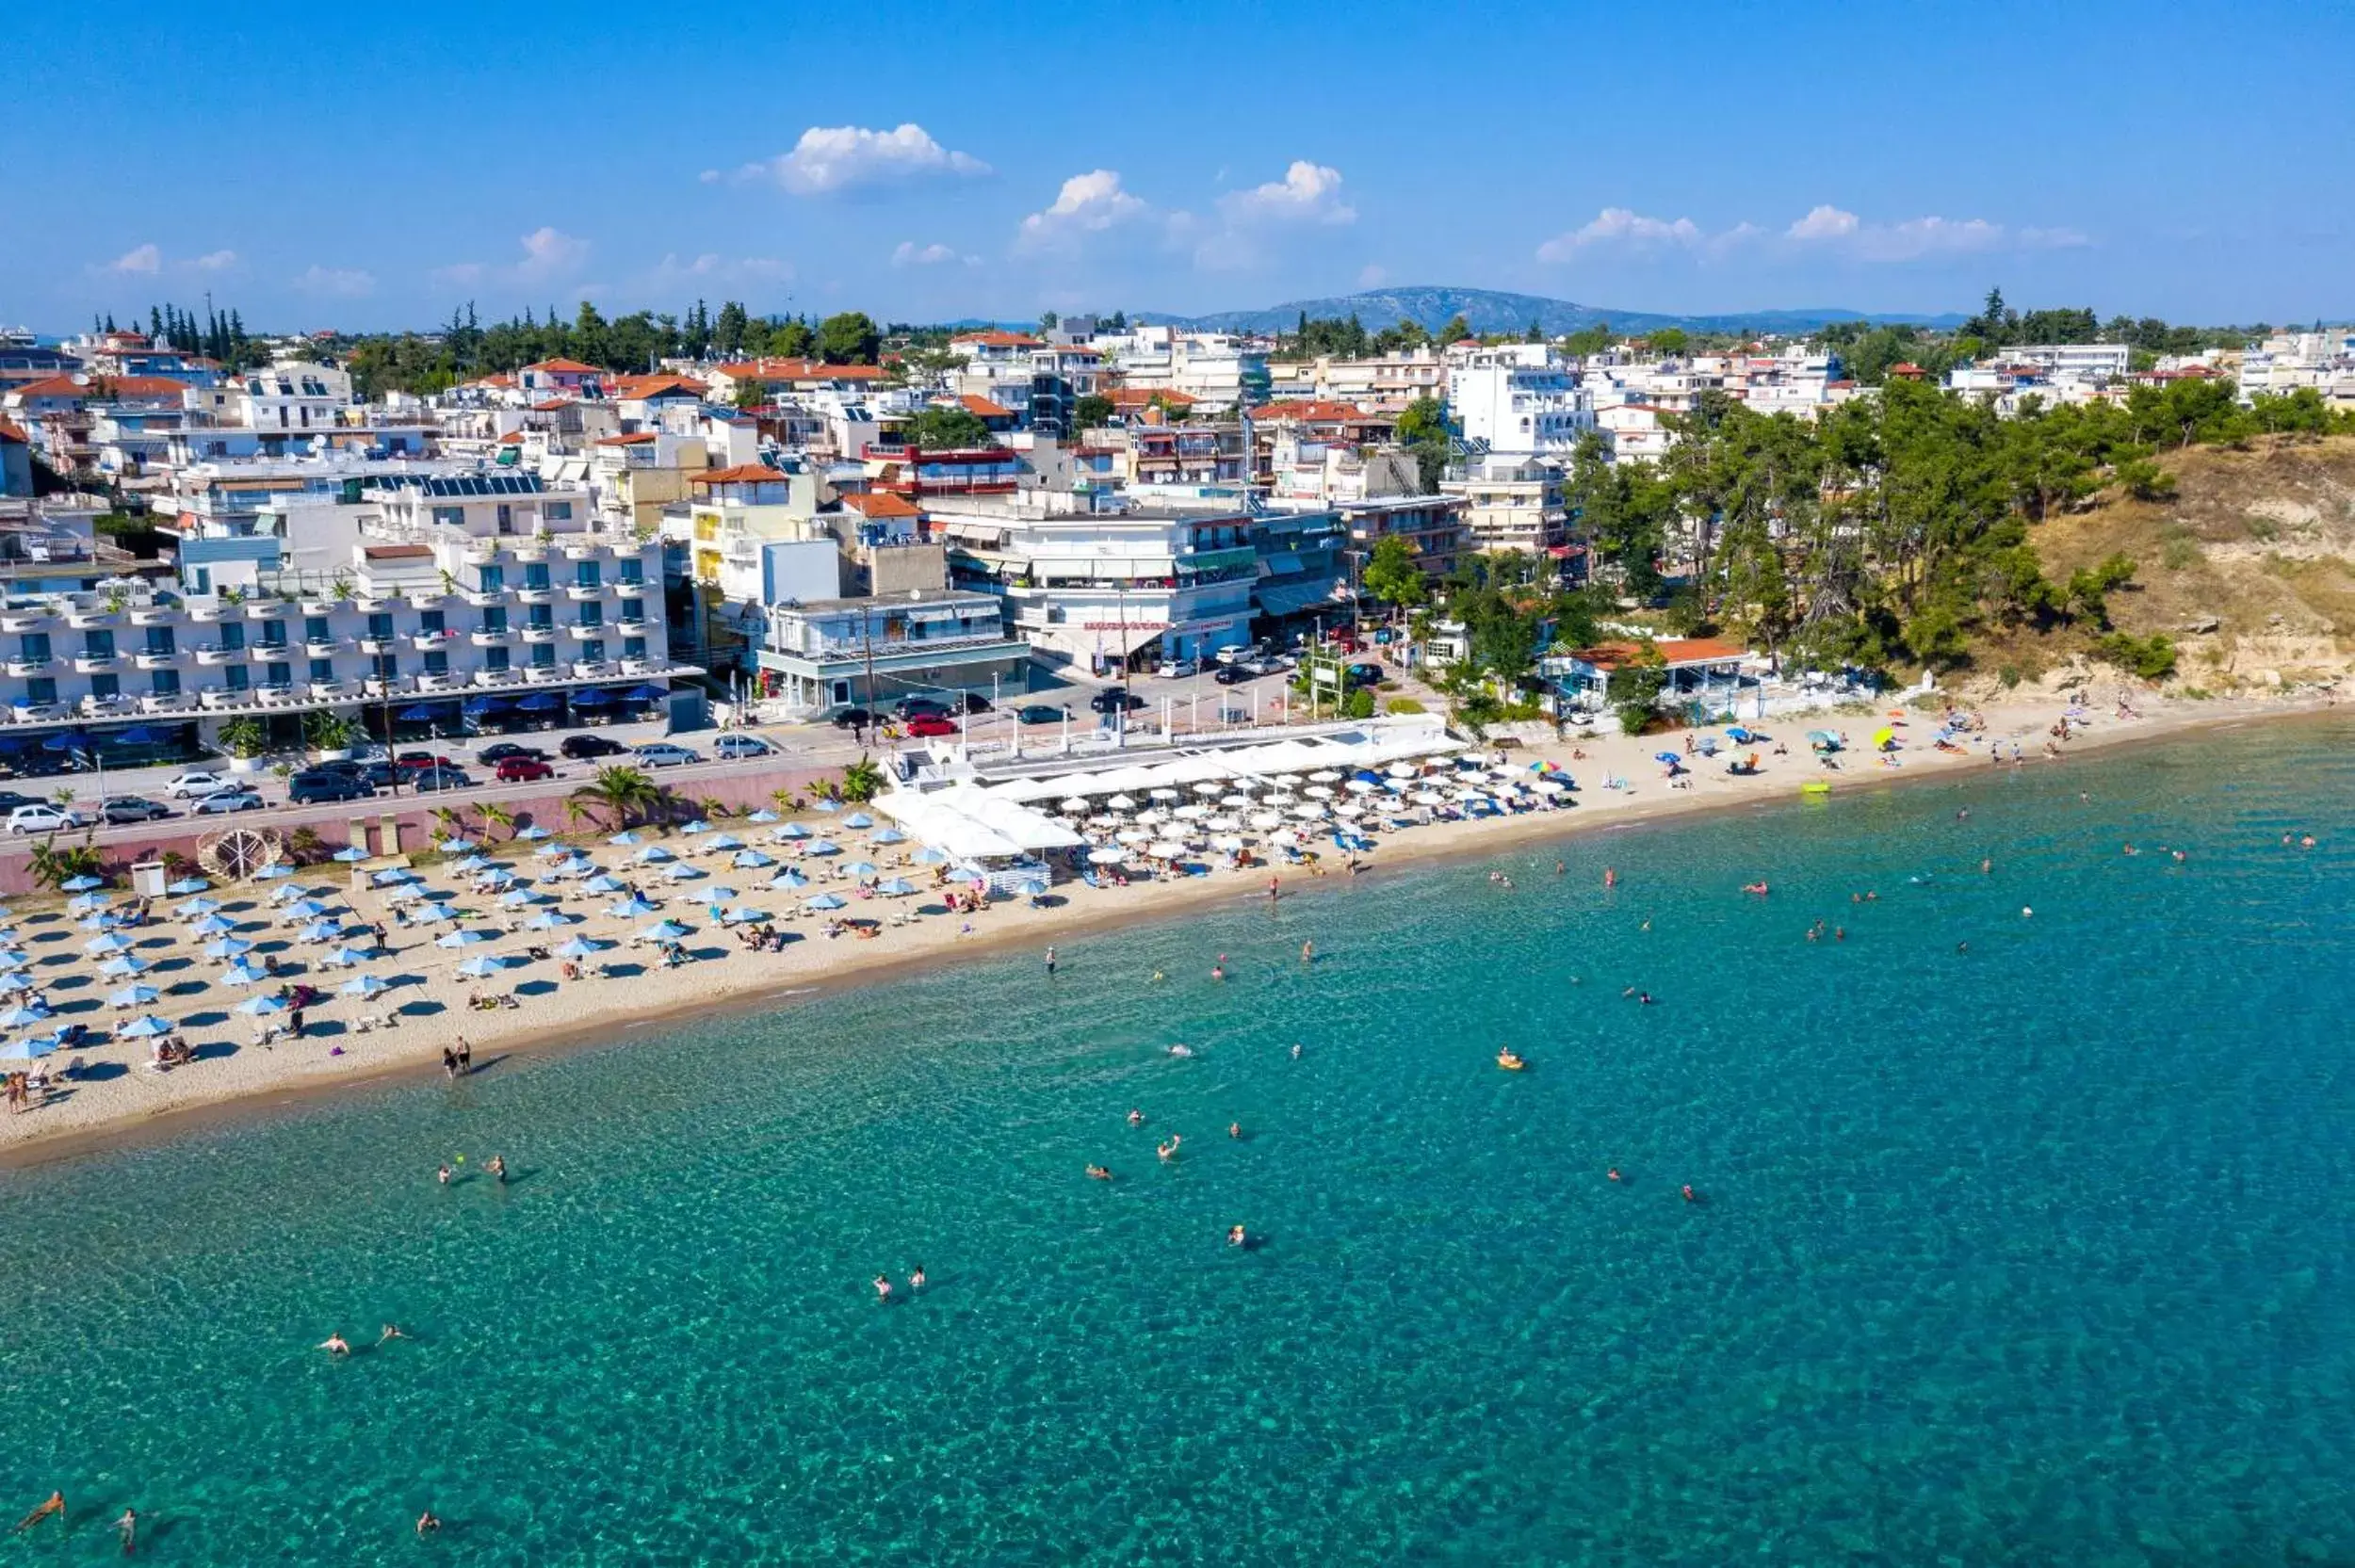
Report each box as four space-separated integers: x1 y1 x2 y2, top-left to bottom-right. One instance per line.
117 1506 138 1555
908 1264 927 1293
873 1273 894 1304
1044 946 1057 977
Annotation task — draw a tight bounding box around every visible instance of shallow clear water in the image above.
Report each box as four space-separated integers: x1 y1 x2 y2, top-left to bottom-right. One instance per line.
4 718 2354 1564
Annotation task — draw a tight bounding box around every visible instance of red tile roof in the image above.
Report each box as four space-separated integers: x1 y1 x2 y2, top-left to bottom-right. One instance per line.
7 374 189 401
594 432 659 445
496 431 526 444
1567 637 1750 671
950 331 1045 349
611 373 707 401
842 491 919 519
691 463 789 486
1106 387 1195 409
715 358 888 383
528 397 573 413
1257 398 1377 422
0 419 26 444
524 358 604 375
955 394 1015 419
362 543 433 560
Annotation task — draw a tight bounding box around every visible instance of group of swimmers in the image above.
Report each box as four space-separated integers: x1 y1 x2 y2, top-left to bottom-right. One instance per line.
871 1264 926 1303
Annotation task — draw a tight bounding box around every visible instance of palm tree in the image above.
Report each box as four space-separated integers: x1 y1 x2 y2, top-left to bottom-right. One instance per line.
771 786 804 815
570 765 660 831
428 805 468 844
838 754 885 804
562 797 596 832
26 835 102 892
479 802 515 843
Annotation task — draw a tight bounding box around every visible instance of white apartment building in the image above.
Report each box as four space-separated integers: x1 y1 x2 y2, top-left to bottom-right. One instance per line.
1439 455 1568 554
932 492 1259 672
1995 343 2132 382
750 590 1031 714
1097 326 1270 412
1264 348 1445 412
1451 356 1593 458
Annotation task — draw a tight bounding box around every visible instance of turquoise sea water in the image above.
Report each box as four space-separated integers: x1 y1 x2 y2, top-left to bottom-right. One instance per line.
4 718 2355 1564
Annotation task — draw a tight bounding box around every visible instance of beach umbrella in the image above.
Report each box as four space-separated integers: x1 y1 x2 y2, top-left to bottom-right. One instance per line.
165 877 211 895
1060 796 1090 815
515 826 554 842
1148 787 1181 803
1291 802 1328 819
803 893 847 912
662 863 705 882
1206 816 1242 832
1173 803 1210 820
475 869 516 890
631 846 674 865
190 913 236 938
437 837 479 854
1303 784 1335 800
555 936 606 960
286 897 334 920
525 911 577 931
1873 726 1897 750
813 799 838 813
1344 779 1377 794
78 913 124 933
328 945 378 967
203 934 254 959
1411 789 1447 807
457 955 511 978
98 955 149 979
747 809 780 824
773 821 810 840
731 849 775 870
533 842 574 861
409 901 458 924
109 983 161 1009
1211 834 1245 852
638 920 690 944
0 1037 58 1061
332 846 369 863
382 881 426 903
59 875 105 893
1249 811 1287 830
705 834 744 852
912 847 950 865
1014 877 1049 897
609 831 641 846
300 920 346 944
804 839 839 857
608 897 660 918
219 962 267 986
268 883 312 905
1149 839 1189 860
371 867 418 887
339 973 391 998
451 855 490 874
83 930 135 957
0 948 26 969
768 869 809 891
68 893 111 915
1221 793 1253 808
236 994 286 1016
1088 847 1128 865
119 1014 171 1039
679 819 711 835
841 812 874 829
582 875 627 895
871 827 906 845
0 1004 52 1028
1115 829 1151 845
875 878 918 897
436 929 493 948
1382 778 1410 793
843 860 879 878
253 864 298 881
1106 794 1138 811
720 906 768 925
497 889 538 909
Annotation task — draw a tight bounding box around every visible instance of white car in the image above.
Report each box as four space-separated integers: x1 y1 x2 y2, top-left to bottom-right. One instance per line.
1213 644 1251 666
164 770 234 800
1155 657 1199 679
8 803 94 834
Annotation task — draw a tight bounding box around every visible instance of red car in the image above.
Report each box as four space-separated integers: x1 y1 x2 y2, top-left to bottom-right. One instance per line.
904 713 960 737
395 752 460 771
494 756 555 783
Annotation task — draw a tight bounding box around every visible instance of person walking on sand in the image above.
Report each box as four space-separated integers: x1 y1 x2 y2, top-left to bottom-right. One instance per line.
14 1492 64 1534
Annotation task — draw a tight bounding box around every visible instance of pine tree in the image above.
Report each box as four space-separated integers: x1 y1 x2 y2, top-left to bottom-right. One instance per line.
148 306 163 341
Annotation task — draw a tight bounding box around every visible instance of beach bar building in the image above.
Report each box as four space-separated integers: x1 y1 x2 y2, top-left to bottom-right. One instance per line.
1540 638 1752 712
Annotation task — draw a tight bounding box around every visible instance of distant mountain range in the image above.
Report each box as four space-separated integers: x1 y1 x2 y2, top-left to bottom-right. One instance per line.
1141 285 1966 337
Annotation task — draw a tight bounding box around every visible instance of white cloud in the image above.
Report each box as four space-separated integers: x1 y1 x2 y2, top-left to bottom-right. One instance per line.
1786 204 1860 242
1016 170 1150 251
745 123 989 196
697 169 722 185
1786 204 2088 261
891 241 978 268
293 265 377 299
1535 207 1706 262
1219 160 1356 227
190 249 238 272
107 243 161 276
2020 225 2093 250
1357 263 1389 288
439 227 592 289
646 252 792 290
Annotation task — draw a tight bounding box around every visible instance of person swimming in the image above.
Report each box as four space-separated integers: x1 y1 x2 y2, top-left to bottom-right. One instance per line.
1300 940 1314 964
909 1265 926 1293
14 1492 65 1534
1607 1168 1622 1183
415 1511 441 1537
1086 1164 1113 1181
873 1274 894 1303
1210 959 1226 981
1681 1185 1697 1203
1290 1043 1302 1059
1158 1136 1182 1162
1227 1224 1247 1247
1603 867 1617 889
1167 1043 1194 1058
318 1333 351 1356
1127 1108 1145 1126
1742 881 1769 896
1228 1122 1242 1140
1149 969 1165 984
379 1324 409 1345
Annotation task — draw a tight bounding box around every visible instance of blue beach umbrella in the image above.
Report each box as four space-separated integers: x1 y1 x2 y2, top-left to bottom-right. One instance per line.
583 875 626 895
525 911 576 930
332 846 369 863
409 902 458 924
191 914 236 938
803 893 847 912
166 877 211 895
328 945 379 966
435 929 492 948
68 893 111 915
0 948 29 968
59 875 105 893
286 898 333 920
631 846 674 865
609 831 641 847
721 906 767 925
457 955 510 978
946 867 983 884
253 865 297 881
773 822 810 841
382 881 426 903
371 867 419 887
119 1014 172 1039
875 878 918 897
705 833 744 852
0 1037 58 1060
300 920 344 943
680 819 711 834
841 812 874 829
515 826 554 841
608 897 660 918
339 973 390 998
662 863 704 882
236 994 286 1015
804 839 839 857
813 799 838 814
0 1004 52 1028
452 855 490 874
83 932 135 956
912 847 950 865
843 860 878 878
747 809 779 824
98 955 150 979
437 837 479 854
767 868 808 891
219 961 267 985
1014 878 1049 897
871 827 907 845
638 920 690 944
731 849 774 869
498 889 539 909
108 983 161 1008
204 936 253 959
77 913 123 932
554 936 605 960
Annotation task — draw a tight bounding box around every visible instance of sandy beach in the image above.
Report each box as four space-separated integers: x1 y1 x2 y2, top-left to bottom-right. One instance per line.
0 683 2326 1165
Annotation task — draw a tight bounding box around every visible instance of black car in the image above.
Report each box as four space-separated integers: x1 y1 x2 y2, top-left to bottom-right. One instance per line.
893 697 949 720
1213 664 1256 687
831 707 875 730
560 734 628 760
0 790 39 815
318 758 398 789
1343 661 1384 687
1088 687 1145 715
287 769 375 805
478 742 549 765
100 795 173 824
409 767 473 792
1015 703 1069 725
960 692 993 715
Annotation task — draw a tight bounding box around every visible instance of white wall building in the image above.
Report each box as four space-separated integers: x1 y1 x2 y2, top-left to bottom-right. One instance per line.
1452 356 1593 458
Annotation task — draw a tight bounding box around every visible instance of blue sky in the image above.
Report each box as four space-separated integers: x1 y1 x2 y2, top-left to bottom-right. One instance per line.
10 1 2351 333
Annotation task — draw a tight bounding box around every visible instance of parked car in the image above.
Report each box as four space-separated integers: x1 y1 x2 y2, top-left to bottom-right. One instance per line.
191 790 266 815
164 770 233 800
1154 657 1198 679
8 802 94 834
0 790 41 815
632 742 702 768
959 692 993 714
477 742 548 765
287 770 375 805
904 713 959 738
1015 703 1069 725
1213 643 1251 666
713 733 773 760
315 758 396 788
893 697 949 720
1089 687 1145 715
394 752 461 772
830 707 875 730
408 768 472 792
1343 661 1384 687
494 756 555 783
1213 664 1256 687
560 734 628 761
100 795 174 824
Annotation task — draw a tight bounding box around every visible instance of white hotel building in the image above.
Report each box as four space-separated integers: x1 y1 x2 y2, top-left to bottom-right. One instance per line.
0 469 696 756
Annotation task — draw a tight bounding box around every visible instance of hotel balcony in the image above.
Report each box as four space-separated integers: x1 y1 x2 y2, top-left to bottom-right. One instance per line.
470 668 528 690
515 586 555 605
307 679 360 702
612 619 649 638
0 610 50 633
470 627 512 647
357 636 396 655
66 609 117 630
127 605 175 626
415 672 460 693
521 664 562 685
618 657 656 677
461 588 501 607
563 622 605 641
519 625 559 644
138 692 193 715
80 693 138 718
134 649 181 671
304 637 342 656
571 659 616 679
241 602 281 622
5 656 54 677
248 643 293 664
564 583 604 602
9 702 59 722
410 630 455 652
186 602 226 622
73 653 119 673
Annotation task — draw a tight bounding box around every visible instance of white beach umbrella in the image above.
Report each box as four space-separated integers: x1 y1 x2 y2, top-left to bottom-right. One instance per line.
1059 796 1090 815
1148 840 1189 860
1106 794 1138 812
1148 787 1181 802
1249 811 1286 831
1307 769 1342 784
1291 802 1328 819
1303 784 1335 800
1087 847 1128 865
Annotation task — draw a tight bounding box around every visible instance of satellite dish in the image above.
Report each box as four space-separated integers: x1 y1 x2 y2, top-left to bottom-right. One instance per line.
71 373 90 387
